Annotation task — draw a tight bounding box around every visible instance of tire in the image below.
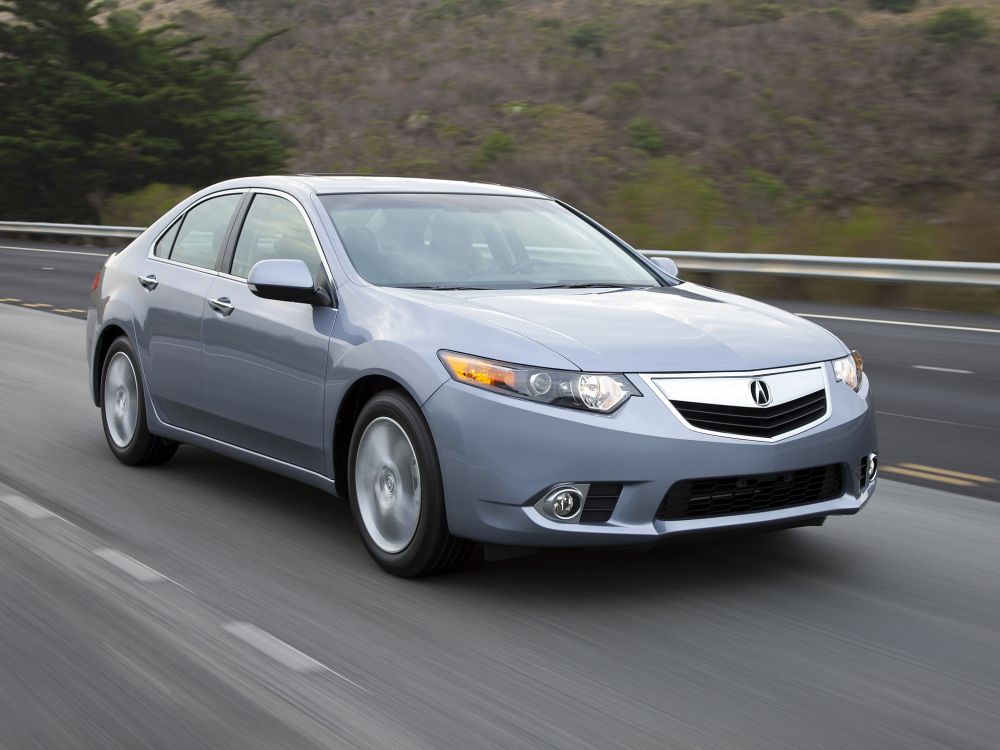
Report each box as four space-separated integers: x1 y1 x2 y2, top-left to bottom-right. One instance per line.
347 390 471 577
100 336 178 466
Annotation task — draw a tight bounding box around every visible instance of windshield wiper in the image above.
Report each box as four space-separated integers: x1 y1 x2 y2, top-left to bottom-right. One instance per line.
532 282 654 289
395 284 490 290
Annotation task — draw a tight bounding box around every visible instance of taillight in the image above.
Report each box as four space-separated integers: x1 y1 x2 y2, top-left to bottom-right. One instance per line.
91 270 101 292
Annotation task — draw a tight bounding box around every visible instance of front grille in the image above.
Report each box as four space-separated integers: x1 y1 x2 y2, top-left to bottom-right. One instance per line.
670 389 827 439
656 464 844 520
580 483 622 524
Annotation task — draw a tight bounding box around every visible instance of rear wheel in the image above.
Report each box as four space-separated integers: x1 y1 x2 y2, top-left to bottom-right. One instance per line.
101 337 178 466
348 390 471 577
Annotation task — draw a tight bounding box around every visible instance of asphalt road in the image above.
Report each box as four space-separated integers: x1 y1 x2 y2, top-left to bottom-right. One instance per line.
0 238 107 316
1 239 997 500
0 303 998 748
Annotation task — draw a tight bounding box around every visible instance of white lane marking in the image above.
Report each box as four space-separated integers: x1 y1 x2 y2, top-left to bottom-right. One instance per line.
41 266 54 271
912 365 973 375
94 548 168 583
797 313 1000 335
223 622 368 689
876 410 1000 431
0 493 56 519
0 244 109 257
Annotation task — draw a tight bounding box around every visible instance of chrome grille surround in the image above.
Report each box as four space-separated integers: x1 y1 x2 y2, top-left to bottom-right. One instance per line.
641 363 832 442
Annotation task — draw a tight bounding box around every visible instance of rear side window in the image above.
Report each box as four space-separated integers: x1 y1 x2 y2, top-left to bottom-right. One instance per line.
168 194 242 270
153 220 180 258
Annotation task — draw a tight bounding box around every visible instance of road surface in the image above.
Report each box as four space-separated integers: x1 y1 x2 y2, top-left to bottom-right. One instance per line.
0 302 998 748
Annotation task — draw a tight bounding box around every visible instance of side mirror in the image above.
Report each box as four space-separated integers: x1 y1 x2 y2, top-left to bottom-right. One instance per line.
650 256 679 277
247 259 329 305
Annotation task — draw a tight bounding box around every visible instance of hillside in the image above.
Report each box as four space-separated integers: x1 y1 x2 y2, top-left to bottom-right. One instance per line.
115 0 999 268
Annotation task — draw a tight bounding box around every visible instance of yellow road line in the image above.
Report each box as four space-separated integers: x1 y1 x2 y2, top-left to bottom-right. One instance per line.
52 308 85 314
21 302 52 308
900 463 996 484
881 466 974 487
0 298 21 302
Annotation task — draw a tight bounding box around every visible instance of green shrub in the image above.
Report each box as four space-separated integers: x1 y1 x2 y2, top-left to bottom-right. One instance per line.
567 22 607 55
609 82 643 105
608 158 725 250
743 169 787 202
750 4 784 23
477 131 514 164
868 0 917 14
478 0 506 13
924 8 989 45
627 117 664 154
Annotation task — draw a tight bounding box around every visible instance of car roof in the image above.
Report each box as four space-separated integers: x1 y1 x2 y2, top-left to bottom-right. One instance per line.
206 174 552 199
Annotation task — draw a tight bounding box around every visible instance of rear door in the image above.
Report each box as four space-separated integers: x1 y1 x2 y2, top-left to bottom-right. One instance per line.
134 191 244 430
200 190 338 473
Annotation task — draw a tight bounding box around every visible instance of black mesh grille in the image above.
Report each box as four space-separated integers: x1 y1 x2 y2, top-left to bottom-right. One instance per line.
579 483 622 524
670 389 827 438
656 464 844 520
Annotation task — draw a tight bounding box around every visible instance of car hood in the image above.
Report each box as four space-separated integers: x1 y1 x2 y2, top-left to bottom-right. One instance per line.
398 284 848 373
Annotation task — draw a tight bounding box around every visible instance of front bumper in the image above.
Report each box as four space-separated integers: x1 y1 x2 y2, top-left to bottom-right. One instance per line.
422 363 877 547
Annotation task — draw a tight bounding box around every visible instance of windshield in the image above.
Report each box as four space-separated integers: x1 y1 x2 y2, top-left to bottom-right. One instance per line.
320 193 662 289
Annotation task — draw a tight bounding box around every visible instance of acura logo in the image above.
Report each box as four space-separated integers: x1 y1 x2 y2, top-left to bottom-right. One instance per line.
750 379 771 406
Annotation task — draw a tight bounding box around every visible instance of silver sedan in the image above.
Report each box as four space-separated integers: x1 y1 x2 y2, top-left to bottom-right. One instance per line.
87 176 877 576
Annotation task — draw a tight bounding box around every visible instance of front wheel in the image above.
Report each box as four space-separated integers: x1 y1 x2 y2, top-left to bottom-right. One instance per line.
100 336 178 466
347 390 471 577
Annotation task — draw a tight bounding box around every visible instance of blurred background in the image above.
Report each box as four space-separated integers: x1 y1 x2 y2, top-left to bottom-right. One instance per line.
0 2 998 749
2 0 999 307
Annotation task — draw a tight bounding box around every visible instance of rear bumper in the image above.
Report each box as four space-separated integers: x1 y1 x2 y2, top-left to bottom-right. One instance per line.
422 365 877 547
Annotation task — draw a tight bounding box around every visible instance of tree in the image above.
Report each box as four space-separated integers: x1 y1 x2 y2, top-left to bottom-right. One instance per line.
923 8 990 46
0 0 288 222
868 0 918 14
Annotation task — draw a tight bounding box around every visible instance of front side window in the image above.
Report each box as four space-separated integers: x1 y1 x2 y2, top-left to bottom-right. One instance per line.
230 194 324 279
168 193 242 270
320 193 662 289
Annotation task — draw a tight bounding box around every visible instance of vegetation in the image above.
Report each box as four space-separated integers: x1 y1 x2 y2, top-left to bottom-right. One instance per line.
2 0 998 279
868 0 919 14
923 7 991 45
0 0 287 222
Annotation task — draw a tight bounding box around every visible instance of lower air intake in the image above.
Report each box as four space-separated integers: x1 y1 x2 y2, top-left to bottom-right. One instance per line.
656 464 844 521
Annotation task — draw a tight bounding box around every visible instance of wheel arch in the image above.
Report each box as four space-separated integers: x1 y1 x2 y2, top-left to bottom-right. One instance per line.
92 323 130 407
332 373 424 495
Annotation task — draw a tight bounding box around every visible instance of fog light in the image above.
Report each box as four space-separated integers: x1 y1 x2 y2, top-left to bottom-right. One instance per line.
539 486 583 522
868 453 878 481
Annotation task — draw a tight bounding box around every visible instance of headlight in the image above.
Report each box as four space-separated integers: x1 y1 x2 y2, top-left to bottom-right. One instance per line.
833 350 863 391
439 351 639 413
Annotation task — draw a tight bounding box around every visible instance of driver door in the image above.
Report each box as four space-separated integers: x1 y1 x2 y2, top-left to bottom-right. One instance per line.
200 191 337 473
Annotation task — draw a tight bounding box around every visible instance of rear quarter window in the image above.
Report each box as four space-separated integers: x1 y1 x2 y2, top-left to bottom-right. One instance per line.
153 220 180 258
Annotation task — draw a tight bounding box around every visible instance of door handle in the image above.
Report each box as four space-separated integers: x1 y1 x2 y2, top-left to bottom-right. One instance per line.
208 297 235 317
138 274 158 290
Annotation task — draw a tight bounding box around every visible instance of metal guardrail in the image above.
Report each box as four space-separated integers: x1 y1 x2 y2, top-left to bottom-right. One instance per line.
642 250 1000 288
1 220 998 288
0 221 144 240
